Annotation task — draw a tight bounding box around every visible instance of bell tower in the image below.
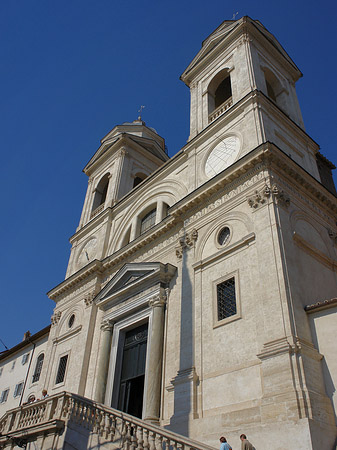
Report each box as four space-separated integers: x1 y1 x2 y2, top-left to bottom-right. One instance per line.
181 16 322 181
65 119 168 278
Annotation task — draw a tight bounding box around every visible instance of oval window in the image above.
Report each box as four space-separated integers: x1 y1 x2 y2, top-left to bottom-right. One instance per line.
68 314 75 328
218 227 230 246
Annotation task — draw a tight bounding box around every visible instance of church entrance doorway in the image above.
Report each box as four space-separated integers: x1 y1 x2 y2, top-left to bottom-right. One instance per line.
117 323 148 418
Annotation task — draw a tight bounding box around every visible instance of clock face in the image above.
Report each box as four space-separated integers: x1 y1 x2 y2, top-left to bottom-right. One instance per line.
205 136 240 177
77 238 97 268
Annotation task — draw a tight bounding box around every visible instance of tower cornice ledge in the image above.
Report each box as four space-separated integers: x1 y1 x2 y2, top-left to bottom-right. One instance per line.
48 142 336 301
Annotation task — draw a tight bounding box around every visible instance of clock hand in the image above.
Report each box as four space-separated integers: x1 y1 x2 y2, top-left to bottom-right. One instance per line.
85 250 90 261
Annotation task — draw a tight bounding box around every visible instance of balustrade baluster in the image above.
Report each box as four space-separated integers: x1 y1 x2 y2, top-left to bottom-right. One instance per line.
156 433 163 450
143 427 150 450
137 425 144 450
149 431 156 450
130 423 137 450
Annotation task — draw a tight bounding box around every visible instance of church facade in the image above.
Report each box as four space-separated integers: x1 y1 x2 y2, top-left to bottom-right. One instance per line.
1 16 336 450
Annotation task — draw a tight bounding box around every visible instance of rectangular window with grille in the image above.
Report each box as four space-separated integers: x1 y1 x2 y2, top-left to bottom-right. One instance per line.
217 277 236 321
0 389 9 403
14 382 24 398
56 355 68 384
22 353 30 365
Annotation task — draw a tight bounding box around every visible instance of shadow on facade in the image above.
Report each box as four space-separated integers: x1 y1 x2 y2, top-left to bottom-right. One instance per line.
169 246 194 437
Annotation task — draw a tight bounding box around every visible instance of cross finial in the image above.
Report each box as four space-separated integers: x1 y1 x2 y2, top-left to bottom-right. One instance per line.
138 105 145 120
232 12 238 20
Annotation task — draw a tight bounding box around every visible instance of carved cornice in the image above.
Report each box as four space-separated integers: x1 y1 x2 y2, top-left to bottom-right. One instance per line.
47 142 337 302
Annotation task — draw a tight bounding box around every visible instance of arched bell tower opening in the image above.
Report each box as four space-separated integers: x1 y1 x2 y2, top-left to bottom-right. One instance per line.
207 69 232 120
262 67 290 115
92 173 110 212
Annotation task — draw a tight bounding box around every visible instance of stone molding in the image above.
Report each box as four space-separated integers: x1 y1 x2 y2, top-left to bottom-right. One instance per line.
176 229 198 259
84 291 96 307
51 311 61 327
257 336 322 361
169 366 199 388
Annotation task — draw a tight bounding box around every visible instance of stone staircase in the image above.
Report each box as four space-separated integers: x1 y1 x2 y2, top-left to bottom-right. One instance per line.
0 392 216 450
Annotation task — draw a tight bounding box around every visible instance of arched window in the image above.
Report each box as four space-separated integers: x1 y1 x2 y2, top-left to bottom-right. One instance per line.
140 208 156 234
133 173 147 188
92 173 110 212
208 69 232 120
32 353 44 383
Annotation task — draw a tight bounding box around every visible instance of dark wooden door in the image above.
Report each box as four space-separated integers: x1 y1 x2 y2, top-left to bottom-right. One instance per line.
117 323 148 418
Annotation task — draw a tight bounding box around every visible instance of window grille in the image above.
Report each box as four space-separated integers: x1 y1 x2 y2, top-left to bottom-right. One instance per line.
32 354 44 383
0 389 9 403
217 277 236 321
140 209 156 234
14 382 23 398
22 353 30 365
56 355 68 384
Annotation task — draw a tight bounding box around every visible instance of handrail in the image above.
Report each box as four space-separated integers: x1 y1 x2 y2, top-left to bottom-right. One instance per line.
0 392 216 450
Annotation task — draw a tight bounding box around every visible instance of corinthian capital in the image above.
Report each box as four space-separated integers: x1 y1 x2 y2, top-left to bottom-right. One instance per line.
148 292 166 308
101 320 113 332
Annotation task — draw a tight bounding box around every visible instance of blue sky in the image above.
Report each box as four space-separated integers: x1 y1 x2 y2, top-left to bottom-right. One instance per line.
1 0 336 349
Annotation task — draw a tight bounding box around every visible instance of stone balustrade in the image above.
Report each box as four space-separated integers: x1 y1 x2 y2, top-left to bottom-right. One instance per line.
90 203 105 218
208 97 233 123
0 392 216 450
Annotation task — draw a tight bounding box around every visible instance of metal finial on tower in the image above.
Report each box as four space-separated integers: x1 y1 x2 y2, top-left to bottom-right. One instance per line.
232 12 238 20
138 105 145 120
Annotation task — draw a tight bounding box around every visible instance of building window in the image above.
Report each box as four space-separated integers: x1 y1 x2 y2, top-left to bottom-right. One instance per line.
11 361 16 371
56 355 68 384
0 389 9 403
68 314 75 328
207 69 233 119
0 368 3 377
140 209 156 234
92 173 110 213
217 277 236 321
218 227 231 246
14 382 24 398
32 353 44 383
22 353 30 365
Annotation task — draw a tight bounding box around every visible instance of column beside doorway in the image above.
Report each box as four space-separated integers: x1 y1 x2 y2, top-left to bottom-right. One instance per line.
94 320 113 403
143 291 167 424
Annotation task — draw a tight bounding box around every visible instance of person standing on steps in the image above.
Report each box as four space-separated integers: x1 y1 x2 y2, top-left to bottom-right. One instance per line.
240 434 254 450
219 436 232 450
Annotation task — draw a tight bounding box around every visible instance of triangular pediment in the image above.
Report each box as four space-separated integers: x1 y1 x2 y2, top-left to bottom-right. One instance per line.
94 262 176 309
181 16 301 84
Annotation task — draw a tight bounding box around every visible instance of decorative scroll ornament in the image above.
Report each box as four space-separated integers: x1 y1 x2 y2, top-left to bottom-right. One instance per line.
84 292 96 307
247 185 271 208
175 229 198 259
247 184 290 209
271 184 290 208
51 311 62 326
